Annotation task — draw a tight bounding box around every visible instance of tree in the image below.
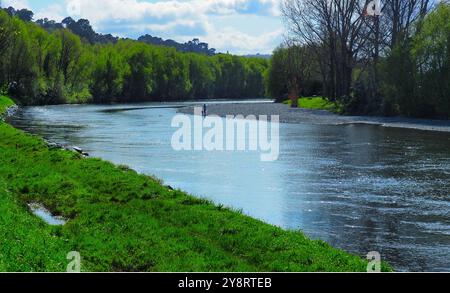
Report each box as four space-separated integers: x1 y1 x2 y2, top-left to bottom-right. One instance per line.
2 16 38 103
213 54 246 99
267 44 319 104
188 54 216 99
282 0 369 101
91 46 125 103
16 9 33 22
56 30 82 84
413 2 450 117
244 58 268 98
380 2 450 118
0 10 12 54
163 50 191 100
122 43 154 101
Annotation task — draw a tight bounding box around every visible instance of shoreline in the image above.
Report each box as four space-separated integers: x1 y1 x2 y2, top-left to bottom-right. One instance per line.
178 102 450 133
0 96 381 272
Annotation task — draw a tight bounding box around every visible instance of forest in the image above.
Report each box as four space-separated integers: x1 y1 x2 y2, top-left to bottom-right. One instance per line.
0 8 268 105
267 0 450 119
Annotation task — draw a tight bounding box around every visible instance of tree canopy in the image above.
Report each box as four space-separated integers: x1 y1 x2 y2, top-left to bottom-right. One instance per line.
0 10 268 105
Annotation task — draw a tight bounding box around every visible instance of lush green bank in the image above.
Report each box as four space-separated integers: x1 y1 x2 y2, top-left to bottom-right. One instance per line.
284 97 341 113
0 95 14 115
0 96 390 272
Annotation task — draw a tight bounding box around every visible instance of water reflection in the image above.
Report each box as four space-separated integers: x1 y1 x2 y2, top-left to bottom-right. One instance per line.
9 103 450 272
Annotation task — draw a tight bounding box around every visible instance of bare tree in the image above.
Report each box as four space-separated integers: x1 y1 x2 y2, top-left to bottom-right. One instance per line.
282 0 438 103
282 0 371 100
382 0 435 48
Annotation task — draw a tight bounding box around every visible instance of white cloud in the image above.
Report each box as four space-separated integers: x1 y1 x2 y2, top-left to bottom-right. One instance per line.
19 0 282 54
1 0 30 9
62 0 280 23
204 27 282 54
34 4 65 22
63 0 282 54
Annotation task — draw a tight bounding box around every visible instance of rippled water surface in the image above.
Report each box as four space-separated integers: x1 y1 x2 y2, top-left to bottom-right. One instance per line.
9 102 450 272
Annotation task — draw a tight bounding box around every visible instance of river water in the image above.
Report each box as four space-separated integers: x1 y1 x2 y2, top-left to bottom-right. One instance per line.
9 101 450 272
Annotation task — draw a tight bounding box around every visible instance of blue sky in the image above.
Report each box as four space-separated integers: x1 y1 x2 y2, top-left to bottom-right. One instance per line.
2 0 284 54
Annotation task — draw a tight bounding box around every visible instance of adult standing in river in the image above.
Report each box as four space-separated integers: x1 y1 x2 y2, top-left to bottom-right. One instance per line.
202 104 208 118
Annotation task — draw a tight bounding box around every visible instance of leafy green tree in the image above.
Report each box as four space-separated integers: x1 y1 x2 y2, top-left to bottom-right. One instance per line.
413 3 450 117
266 46 319 103
381 3 450 118
121 42 154 101
0 10 12 57
3 16 38 104
91 45 125 103
163 50 191 100
244 58 268 98
56 30 82 85
267 48 288 100
187 54 216 99
380 42 417 116
213 54 246 99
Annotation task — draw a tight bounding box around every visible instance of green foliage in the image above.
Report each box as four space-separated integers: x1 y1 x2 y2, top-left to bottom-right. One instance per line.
380 3 450 118
0 12 268 105
266 46 322 101
0 95 14 115
412 3 450 117
213 54 244 99
187 53 216 99
244 58 268 98
284 97 340 112
267 47 289 99
380 42 419 116
91 45 126 103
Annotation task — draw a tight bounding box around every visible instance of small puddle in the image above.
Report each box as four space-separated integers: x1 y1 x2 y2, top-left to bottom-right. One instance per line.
28 203 66 226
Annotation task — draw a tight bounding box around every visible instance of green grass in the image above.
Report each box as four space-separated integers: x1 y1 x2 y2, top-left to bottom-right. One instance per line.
0 96 391 272
284 97 341 112
0 95 14 116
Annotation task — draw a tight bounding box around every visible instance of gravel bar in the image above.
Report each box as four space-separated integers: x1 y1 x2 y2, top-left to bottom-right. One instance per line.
178 102 450 133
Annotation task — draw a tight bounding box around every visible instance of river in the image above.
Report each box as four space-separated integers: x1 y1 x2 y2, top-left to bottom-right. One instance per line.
9 101 450 272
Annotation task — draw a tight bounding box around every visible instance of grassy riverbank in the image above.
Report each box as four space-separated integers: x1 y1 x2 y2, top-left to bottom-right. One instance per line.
284 97 341 112
0 96 389 272
0 95 14 115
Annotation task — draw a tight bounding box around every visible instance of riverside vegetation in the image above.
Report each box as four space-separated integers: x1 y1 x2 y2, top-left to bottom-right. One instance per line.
0 96 392 272
0 9 267 105
272 1 450 118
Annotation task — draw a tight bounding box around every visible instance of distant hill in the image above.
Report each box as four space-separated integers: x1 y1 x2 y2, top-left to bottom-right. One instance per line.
243 54 272 59
1 6 216 55
138 35 215 56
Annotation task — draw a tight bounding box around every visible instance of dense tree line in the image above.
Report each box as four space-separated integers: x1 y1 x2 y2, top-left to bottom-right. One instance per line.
0 10 268 105
270 0 450 119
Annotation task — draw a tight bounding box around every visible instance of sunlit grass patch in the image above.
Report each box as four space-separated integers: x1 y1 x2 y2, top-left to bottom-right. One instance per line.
284 97 341 113
0 95 15 115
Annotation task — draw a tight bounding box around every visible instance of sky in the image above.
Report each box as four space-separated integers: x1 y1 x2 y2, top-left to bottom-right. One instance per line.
1 0 284 55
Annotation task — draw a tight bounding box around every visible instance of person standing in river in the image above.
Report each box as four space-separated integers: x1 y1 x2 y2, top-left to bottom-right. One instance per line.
202 104 207 118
